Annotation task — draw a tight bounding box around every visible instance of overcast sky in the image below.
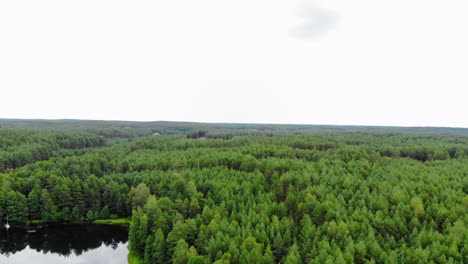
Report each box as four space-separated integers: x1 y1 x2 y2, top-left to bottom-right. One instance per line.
1 0 467 127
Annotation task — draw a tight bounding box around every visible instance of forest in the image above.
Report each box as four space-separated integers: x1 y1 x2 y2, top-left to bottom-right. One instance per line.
0 119 467 263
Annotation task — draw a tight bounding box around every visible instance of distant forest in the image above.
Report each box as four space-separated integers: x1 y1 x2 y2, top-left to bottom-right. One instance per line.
0 119 467 263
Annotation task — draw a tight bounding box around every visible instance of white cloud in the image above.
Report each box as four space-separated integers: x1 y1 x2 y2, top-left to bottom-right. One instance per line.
290 0 338 39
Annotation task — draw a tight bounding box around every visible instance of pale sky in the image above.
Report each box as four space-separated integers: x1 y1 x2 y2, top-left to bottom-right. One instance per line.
1 0 467 127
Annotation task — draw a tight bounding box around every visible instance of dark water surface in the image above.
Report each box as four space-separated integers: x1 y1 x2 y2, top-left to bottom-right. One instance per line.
0 224 129 264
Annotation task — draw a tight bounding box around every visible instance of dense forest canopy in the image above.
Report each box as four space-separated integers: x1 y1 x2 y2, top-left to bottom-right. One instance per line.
0 119 467 263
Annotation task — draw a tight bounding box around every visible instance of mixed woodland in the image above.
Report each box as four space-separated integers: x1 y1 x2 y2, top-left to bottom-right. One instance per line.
0 119 467 263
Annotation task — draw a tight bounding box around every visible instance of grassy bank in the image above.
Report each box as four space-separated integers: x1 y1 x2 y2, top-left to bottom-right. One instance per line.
92 218 130 226
15 218 130 230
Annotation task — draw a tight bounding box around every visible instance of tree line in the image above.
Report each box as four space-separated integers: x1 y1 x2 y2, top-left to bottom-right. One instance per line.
0 129 106 172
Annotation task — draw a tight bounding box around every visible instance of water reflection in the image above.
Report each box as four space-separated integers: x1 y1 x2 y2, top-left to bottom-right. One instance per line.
0 224 129 264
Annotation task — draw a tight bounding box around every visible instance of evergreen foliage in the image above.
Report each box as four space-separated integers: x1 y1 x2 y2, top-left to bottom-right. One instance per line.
0 125 467 263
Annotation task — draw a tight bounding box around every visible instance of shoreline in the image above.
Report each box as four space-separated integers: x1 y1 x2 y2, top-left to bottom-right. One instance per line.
7 218 131 230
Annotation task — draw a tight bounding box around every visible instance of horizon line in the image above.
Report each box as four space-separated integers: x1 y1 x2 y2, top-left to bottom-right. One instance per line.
1 117 468 130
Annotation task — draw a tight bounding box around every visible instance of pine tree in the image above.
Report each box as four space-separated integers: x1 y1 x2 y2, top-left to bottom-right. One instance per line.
129 183 150 209
100 205 110 219
144 234 155 264
172 239 189 264
27 186 42 219
129 209 142 252
285 244 302 264
187 256 205 264
264 244 275 264
153 228 166 264
7 191 28 223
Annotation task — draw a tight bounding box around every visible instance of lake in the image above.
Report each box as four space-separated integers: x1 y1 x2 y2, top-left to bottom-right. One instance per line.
0 224 129 264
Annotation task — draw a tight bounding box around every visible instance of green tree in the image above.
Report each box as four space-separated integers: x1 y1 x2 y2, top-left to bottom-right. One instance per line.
100 205 110 219
129 183 151 209
172 239 189 264
188 256 205 264
285 244 302 264
27 186 42 219
410 197 425 217
152 228 166 264
144 234 155 264
6 191 28 223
